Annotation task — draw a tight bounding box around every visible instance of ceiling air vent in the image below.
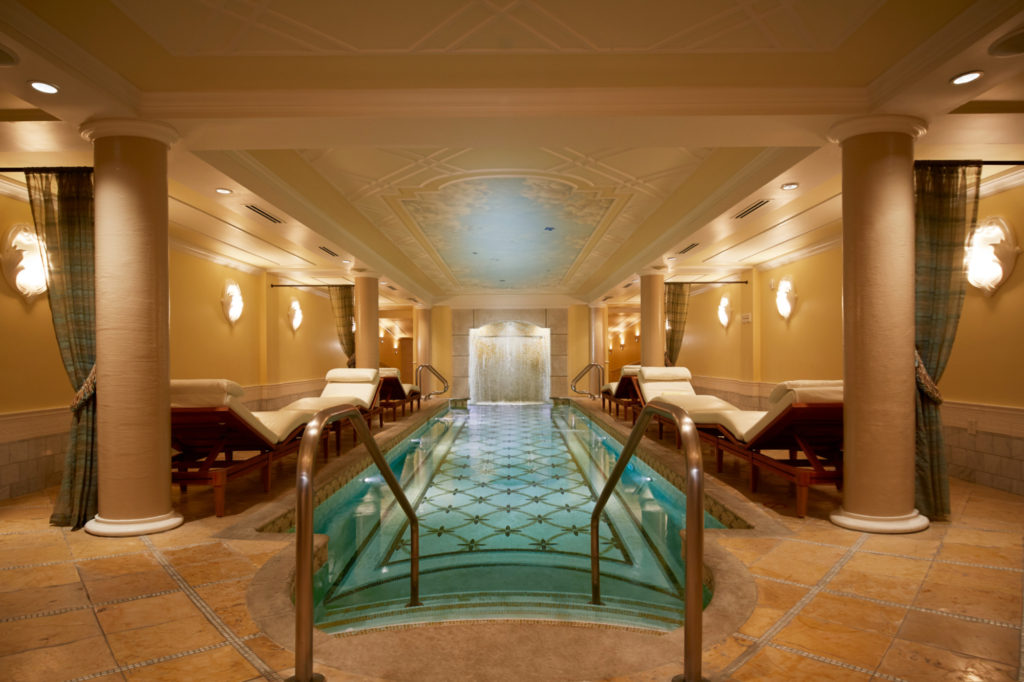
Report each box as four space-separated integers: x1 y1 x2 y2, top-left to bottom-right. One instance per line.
733 199 771 220
386 284 397 291
245 204 283 224
677 243 699 255
407 297 419 304
601 296 612 302
318 246 338 257
623 282 633 289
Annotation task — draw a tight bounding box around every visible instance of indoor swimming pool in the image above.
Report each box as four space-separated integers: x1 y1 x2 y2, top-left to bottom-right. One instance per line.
310 403 724 634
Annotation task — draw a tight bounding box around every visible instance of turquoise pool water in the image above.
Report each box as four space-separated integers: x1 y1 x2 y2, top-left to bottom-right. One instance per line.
311 403 723 633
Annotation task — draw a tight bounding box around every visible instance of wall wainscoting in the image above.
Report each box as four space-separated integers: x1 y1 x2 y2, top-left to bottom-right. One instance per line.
0 378 325 503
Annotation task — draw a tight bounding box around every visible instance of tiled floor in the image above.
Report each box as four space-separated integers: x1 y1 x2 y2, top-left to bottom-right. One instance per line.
1 400 1022 681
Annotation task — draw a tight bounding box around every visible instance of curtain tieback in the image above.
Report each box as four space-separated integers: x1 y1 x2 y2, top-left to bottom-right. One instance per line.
70 364 97 412
914 350 942 404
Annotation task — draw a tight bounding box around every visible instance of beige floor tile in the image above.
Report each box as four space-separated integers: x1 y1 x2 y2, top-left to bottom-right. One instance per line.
172 555 258 586
0 580 90 619
243 634 294 670
0 505 53 531
738 578 807 637
77 553 161 581
731 646 871 681
162 541 238 566
714 537 783 566
106 613 225 665
81 568 179 603
95 591 199 634
0 635 117 682
877 638 1017 681
790 524 863 547
700 634 754 676
0 529 70 567
773 611 893 669
896 610 1019 666
124 645 259 681
0 608 103 657
63 531 147 560
915 563 1023 623
0 562 81 591
943 526 1023 549
801 592 907 637
826 553 931 604
747 541 847 585
937 542 1023 568
859 533 941 559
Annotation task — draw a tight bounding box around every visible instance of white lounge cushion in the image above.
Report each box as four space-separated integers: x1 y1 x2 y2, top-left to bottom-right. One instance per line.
171 379 279 444
722 411 769 442
621 365 642 377
285 394 373 412
638 366 696 402
403 383 420 396
253 408 312 442
378 367 400 378
601 381 618 395
767 379 843 405
326 368 379 383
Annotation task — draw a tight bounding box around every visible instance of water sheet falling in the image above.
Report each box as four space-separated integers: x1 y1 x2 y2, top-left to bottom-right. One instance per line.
469 320 550 404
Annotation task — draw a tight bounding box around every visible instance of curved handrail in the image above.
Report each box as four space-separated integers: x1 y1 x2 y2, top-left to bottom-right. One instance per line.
415 363 449 399
570 362 605 400
290 404 421 682
589 398 704 682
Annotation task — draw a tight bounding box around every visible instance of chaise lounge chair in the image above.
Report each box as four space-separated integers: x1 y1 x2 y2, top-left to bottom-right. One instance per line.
281 368 383 453
601 365 642 420
681 380 844 517
378 367 421 421
636 366 742 442
170 379 314 517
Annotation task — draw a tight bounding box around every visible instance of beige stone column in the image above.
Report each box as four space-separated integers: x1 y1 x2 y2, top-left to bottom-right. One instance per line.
640 273 665 367
414 306 431 393
590 305 607 395
828 115 930 534
430 306 453 398
81 118 183 536
354 276 379 368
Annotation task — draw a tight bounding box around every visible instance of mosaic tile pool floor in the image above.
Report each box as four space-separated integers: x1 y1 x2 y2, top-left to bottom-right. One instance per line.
315 404 719 632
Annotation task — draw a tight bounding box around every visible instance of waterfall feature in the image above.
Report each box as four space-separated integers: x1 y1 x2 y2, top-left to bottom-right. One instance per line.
469 321 550 404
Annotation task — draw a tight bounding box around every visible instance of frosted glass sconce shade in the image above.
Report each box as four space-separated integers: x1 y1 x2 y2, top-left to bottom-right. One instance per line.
222 280 244 324
966 217 1018 295
2 224 47 300
776 277 796 319
288 299 303 331
717 295 731 328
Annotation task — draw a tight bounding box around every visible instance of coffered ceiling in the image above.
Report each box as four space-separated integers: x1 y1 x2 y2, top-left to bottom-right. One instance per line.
1 0 1022 312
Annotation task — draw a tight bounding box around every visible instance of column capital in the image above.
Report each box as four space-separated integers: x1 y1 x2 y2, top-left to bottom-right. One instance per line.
80 117 179 147
827 115 928 145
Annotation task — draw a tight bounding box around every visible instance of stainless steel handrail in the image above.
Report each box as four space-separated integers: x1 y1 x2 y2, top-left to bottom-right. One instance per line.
289 404 421 682
589 398 704 682
570 362 605 400
415 363 449 399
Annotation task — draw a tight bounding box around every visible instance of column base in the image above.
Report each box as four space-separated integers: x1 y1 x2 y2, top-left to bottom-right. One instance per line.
85 510 184 537
830 507 930 534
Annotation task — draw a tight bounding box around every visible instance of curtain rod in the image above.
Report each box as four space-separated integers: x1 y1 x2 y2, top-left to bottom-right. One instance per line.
668 279 748 284
915 160 1024 166
0 166 93 172
270 283 342 288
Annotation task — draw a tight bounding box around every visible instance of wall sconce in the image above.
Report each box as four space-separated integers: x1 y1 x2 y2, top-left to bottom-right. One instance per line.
717 295 731 329
222 280 243 324
966 216 1019 295
618 332 625 350
775 276 796 319
1 224 47 301
288 299 303 331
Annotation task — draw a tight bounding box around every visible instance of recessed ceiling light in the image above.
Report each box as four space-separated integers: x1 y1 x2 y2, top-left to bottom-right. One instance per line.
950 70 983 85
544 226 555 231
29 80 58 94
342 259 351 264
215 187 232 195
781 182 799 191
667 256 676 261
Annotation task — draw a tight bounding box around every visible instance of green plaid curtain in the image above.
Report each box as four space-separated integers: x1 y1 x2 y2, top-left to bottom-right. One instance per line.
664 282 691 366
26 169 97 530
914 161 981 521
328 285 356 367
